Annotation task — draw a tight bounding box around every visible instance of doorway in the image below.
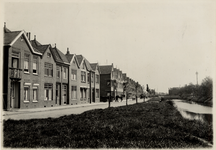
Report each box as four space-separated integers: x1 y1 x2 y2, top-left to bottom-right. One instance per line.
11 82 20 108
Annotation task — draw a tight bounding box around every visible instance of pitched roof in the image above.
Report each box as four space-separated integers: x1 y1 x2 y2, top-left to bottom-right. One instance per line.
76 55 84 66
4 31 22 45
50 47 69 64
99 65 113 74
90 63 97 71
30 39 42 47
65 54 74 62
4 27 11 33
84 59 92 71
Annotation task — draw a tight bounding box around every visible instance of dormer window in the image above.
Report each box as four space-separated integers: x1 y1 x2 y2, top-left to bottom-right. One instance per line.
47 52 51 58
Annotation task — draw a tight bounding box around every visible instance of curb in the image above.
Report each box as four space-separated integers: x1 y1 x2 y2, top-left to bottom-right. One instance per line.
3 102 107 116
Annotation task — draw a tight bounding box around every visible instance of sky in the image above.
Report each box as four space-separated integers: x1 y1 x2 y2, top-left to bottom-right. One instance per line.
3 0 215 93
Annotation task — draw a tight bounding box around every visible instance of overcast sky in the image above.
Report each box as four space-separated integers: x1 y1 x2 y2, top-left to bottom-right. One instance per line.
3 0 215 93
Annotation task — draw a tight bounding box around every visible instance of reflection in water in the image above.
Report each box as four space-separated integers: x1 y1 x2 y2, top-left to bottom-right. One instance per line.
177 108 212 123
172 100 212 123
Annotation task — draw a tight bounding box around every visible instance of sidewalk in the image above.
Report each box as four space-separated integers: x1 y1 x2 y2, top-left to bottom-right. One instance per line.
3 102 107 116
2 98 149 117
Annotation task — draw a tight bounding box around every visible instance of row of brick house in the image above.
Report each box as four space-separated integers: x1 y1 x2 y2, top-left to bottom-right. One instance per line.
3 24 144 110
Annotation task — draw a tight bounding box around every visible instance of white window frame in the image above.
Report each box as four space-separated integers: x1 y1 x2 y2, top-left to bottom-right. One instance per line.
24 54 30 73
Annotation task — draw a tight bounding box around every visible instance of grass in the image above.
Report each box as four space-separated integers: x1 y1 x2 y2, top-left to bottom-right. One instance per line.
3 101 213 148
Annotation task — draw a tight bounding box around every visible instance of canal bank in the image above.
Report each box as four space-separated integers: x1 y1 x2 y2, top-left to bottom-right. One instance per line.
3 101 213 148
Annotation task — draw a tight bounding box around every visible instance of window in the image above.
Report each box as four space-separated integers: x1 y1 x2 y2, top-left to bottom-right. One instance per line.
33 56 38 74
71 69 77 80
80 88 86 99
91 74 94 83
44 83 53 100
44 62 53 77
33 86 38 101
96 89 99 98
71 86 77 99
24 54 30 73
24 86 30 102
63 67 67 79
88 73 90 83
81 71 86 82
12 58 19 68
96 75 99 83
56 66 60 78
47 52 51 58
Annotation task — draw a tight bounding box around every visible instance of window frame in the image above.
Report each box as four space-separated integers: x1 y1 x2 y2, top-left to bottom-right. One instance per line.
33 56 38 75
44 83 53 101
24 86 30 102
24 53 30 73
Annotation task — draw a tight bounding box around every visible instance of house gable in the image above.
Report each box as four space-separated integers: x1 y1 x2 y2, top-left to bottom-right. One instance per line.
71 56 79 69
8 31 42 56
80 60 87 71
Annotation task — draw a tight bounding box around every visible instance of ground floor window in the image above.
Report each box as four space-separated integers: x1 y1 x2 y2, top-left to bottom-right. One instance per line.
44 83 53 100
80 88 87 100
71 86 77 99
24 86 30 102
33 86 38 101
96 89 99 98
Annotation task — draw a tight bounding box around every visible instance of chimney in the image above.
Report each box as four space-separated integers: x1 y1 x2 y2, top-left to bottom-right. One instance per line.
26 32 29 39
55 43 56 48
112 63 113 66
34 35 36 40
66 47 70 54
4 22 6 28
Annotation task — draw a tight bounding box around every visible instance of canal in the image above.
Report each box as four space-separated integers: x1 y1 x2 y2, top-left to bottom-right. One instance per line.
172 99 212 123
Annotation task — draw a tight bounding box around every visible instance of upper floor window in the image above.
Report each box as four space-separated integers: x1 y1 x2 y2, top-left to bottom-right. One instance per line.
47 52 51 58
71 69 77 80
88 73 90 83
81 71 86 83
63 67 67 79
33 56 38 74
44 62 53 77
24 54 30 73
96 75 99 83
12 51 19 68
91 74 94 83
56 66 60 78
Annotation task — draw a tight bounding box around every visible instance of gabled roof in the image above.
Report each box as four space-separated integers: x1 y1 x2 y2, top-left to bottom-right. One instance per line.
30 39 42 47
65 54 74 62
99 65 113 74
50 46 69 65
4 27 11 33
90 63 101 74
76 55 92 71
84 59 93 71
4 31 21 45
4 30 42 55
90 63 97 71
76 55 84 66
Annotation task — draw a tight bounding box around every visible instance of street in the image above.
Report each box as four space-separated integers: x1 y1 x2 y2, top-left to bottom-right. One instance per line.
3 99 147 120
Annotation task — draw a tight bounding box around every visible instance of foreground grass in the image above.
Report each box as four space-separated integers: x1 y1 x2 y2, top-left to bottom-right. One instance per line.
3 101 213 148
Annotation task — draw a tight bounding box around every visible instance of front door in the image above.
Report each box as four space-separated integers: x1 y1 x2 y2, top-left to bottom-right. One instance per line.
11 82 20 108
63 84 67 104
56 84 61 105
92 88 95 102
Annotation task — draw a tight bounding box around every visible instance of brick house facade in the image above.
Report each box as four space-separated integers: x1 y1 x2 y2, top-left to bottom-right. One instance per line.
3 26 101 110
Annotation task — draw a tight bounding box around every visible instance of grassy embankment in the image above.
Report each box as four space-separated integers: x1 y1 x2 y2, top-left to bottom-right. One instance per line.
3 101 213 148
